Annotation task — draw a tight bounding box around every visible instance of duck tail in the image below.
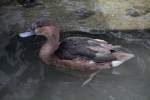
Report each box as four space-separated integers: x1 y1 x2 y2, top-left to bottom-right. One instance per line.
111 52 134 67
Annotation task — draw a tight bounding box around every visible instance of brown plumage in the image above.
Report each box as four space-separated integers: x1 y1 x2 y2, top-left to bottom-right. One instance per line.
19 18 134 71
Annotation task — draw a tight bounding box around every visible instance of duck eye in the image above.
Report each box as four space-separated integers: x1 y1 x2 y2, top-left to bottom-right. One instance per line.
38 25 43 27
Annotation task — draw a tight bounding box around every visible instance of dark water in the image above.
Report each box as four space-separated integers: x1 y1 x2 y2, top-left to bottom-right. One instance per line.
0 30 150 100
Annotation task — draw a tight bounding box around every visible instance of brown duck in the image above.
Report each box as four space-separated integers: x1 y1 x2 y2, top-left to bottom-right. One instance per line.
19 18 134 70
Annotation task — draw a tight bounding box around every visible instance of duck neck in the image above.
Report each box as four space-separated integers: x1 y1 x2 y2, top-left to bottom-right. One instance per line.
39 32 60 63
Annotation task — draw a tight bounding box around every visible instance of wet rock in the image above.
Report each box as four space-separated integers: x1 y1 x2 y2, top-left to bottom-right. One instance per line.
0 0 149 35
126 7 150 17
126 8 140 17
72 8 95 19
96 0 150 30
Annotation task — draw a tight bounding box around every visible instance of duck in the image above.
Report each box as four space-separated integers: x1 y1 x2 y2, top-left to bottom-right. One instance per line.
19 18 134 70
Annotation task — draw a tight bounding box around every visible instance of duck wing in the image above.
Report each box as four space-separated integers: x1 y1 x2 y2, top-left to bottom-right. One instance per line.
55 36 119 63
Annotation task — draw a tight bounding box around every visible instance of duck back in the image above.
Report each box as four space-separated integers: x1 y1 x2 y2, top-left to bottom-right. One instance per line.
55 37 116 63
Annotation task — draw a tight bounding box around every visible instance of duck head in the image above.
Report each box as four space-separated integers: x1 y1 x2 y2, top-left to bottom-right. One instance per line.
19 18 60 41
19 19 60 62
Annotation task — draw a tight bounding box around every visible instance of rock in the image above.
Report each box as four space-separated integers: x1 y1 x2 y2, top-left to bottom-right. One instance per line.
0 0 149 35
126 8 140 17
96 0 150 30
72 8 95 19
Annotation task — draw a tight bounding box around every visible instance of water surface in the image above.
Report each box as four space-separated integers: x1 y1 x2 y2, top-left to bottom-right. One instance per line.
0 30 150 100
0 0 150 100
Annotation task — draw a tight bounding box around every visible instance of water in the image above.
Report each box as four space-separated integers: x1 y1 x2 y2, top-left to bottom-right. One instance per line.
0 30 150 100
0 0 150 100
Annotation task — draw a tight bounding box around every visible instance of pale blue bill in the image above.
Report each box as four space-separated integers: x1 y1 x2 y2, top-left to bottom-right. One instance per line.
19 32 35 38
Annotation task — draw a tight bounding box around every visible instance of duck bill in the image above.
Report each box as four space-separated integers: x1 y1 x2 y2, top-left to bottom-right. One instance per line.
19 31 36 38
